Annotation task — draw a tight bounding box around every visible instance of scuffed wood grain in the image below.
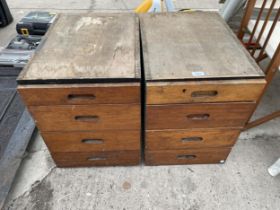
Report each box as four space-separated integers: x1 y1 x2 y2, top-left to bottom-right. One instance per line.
147 102 255 130
145 147 231 165
42 130 140 152
18 13 140 84
146 79 265 104
146 129 240 150
140 12 264 81
29 104 140 132
18 83 140 105
52 150 140 167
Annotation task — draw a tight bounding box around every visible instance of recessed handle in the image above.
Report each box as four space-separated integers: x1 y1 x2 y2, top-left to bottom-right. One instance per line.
177 154 196 160
191 90 218 98
181 137 203 142
87 156 106 161
68 94 96 100
187 114 210 120
81 139 104 144
74 115 99 122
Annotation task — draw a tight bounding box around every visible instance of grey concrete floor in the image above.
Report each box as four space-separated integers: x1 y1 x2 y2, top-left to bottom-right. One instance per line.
1 0 280 210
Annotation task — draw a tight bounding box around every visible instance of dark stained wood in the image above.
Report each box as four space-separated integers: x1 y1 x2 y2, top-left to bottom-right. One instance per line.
52 150 140 167
146 102 255 130
0 110 35 209
29 104 140 132
145 147 231 165
18 83 140 106
146 129 240 150
18 13 140 84
41 130 140 153
140 12 264 81
146 79 265 104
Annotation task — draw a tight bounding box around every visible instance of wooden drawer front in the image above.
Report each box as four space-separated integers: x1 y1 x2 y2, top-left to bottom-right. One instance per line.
42 130 140 152
146 80 265 104
146 102 255 130
52 150 140 167
29 104 140 132
146 129 240 150
18 84 140 106
145 148 231 165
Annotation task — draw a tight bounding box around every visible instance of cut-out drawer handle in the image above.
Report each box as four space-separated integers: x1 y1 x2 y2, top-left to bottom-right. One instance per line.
181 137 203 142
74 115 99 122
177 154 196 160
191 90 218 98
87 156 106 161
81 139 104 144
187 114 210 120
68 94 96 100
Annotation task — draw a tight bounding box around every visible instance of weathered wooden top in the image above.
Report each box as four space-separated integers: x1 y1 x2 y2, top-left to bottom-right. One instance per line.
18 13 140 84
140 12 264 81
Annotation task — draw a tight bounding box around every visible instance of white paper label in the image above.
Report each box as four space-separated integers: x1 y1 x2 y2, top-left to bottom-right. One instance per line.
192 71 206 77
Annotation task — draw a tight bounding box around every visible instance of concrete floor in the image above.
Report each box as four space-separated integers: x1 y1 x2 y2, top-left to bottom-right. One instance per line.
1 0 280 209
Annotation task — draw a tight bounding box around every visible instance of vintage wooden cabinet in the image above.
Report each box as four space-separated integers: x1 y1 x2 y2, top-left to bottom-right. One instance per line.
140 12 266 165
17 13 141 167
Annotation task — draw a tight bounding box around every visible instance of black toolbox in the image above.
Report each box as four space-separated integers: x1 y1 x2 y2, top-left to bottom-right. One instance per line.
16 11 56 35
0 0 13 27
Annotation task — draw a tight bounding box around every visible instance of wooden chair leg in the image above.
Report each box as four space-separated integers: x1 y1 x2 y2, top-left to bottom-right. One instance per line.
237 0 257 40
256 53 268 63
243 110 280 130
243 44 280 131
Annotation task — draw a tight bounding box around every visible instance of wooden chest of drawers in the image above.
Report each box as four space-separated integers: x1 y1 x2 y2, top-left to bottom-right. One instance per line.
140 12 266 165
17 13 141 167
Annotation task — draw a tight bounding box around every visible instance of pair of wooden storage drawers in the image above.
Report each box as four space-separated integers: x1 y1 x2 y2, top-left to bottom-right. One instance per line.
18 12 265 167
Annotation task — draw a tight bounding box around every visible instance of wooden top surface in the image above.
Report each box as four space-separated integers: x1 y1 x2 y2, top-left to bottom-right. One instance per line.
140 12 264 81
18 13 140 84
